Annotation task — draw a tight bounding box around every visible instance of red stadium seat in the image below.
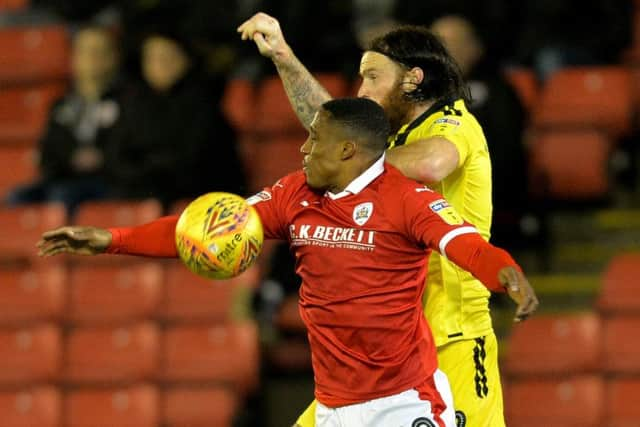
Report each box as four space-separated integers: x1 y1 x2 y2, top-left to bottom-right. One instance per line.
504 67 539 115
244 136 305 192
0 83 66 144
0 203 67 262
0 264 66 325
0 146 37 200
0 386 61 427
317 72 350 98
222 78 255 134
597 252 640 313
65 384 159 427
68 263 163 324
254 75 306 135
163 386 239 427
162 262 259 323
529 129 612 200
254 73 349 134
65 322 160 384
0 26 70 84
603 315 640 374
74 199 163 228
162 321 259 393
0 323 62 385
606 378 640 427
533 66 633 138
505 375 604 427
504 313 602 376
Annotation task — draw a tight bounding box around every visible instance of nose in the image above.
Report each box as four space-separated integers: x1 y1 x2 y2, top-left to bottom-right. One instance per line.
300 137 311 154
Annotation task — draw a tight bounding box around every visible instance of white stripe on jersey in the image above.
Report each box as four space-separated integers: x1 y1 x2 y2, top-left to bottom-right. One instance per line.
438 226 479 259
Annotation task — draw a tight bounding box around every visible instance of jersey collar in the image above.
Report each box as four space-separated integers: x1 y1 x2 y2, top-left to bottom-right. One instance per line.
326 153 385 200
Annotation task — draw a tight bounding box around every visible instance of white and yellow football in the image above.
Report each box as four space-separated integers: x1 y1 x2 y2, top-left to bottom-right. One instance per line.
175 192 263 280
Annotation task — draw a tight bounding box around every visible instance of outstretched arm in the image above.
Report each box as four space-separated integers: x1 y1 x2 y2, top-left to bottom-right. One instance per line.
238 12 332 129
37 215 179 258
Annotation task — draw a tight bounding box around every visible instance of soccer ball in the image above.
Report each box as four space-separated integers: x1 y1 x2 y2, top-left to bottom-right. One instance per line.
175 192 263 280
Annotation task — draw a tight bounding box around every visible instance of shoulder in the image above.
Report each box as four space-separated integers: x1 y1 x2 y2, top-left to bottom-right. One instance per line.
381 164 440 201
411 99 480 138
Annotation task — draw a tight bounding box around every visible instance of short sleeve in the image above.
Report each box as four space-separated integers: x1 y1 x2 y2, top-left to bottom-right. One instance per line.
426 117 469 167
247 174 298 240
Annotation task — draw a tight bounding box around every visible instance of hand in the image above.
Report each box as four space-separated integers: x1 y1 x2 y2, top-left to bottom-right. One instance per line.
237 12 290 60
37 226 112 257
498 266 539 322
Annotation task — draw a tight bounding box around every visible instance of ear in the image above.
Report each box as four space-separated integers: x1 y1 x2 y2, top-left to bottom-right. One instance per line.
407 67 424 85
340 140 357 160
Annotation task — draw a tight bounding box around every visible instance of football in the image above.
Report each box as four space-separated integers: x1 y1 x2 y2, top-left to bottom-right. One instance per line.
175 192 263 279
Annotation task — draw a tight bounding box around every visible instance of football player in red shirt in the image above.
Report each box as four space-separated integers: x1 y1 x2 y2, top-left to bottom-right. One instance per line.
38 98 537 427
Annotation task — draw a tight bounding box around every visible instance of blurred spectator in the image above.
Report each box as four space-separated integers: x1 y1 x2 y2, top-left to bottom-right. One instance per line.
105 30 247 206
431 15 542 250
394 0 521 69
4 25 121 214
513 0 632 81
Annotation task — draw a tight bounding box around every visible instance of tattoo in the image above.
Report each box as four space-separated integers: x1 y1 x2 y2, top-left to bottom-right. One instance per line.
276 56 332 129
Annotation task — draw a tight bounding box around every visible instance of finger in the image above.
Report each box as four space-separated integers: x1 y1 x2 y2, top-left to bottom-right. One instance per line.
41 227 72 240
514 292 532 321
38 240 72 257
514 289 538 322
253 32 271 51
36 235 66 248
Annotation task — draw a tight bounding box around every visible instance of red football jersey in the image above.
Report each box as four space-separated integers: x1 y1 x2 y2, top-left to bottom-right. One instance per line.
248 159 480 407
106 157 516 407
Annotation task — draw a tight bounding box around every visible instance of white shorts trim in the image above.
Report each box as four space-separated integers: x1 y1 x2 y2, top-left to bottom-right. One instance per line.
316 369 455 427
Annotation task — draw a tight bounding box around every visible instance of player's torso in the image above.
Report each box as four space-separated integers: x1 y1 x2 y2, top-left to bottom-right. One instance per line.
390 99 494 345
283 173 437 404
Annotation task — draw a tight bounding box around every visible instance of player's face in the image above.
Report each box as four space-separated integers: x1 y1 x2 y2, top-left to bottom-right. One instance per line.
357 51 413 134
300 111 344 191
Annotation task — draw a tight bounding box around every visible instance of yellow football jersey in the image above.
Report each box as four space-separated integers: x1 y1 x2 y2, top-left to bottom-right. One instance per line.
388 99 493 347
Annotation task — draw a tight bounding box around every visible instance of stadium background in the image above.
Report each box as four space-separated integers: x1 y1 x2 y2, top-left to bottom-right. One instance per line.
0 1 639 426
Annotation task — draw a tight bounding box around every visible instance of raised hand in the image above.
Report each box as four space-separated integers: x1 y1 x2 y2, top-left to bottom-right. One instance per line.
237 12 290 60
37 226 112 257
498 266 539 322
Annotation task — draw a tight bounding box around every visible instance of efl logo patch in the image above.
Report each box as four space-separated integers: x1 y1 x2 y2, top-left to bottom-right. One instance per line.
353 202 373 226
412 418 436 427
429 199 464 225
433 117 460 126
246 190 271 205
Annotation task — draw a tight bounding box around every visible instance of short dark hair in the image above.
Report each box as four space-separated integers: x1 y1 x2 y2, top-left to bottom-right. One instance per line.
368 25 470 104
321 98 390 155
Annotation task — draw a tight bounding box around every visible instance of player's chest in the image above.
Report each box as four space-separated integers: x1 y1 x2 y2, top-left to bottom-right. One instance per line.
286 197 408 255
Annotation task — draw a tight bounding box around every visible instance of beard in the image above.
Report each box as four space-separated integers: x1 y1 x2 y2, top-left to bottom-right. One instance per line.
377 81 414 136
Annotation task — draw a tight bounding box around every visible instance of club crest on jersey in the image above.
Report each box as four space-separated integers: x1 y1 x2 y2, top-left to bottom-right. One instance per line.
429 199 464 225
353 202 373 226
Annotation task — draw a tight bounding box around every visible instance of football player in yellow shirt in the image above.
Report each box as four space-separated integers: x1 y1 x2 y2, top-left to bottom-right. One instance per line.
239 13 538 427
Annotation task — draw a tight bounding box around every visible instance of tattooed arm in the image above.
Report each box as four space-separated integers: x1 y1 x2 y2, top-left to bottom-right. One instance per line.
238 12 333 129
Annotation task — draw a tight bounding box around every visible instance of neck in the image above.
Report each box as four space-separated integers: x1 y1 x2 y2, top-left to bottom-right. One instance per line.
406 99 435 124
328 155 379 193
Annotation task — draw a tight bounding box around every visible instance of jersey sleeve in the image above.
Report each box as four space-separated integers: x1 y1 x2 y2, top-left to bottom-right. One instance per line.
425 114 469 167
246 174 298 240
403 186 479 253
402 186 519 292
